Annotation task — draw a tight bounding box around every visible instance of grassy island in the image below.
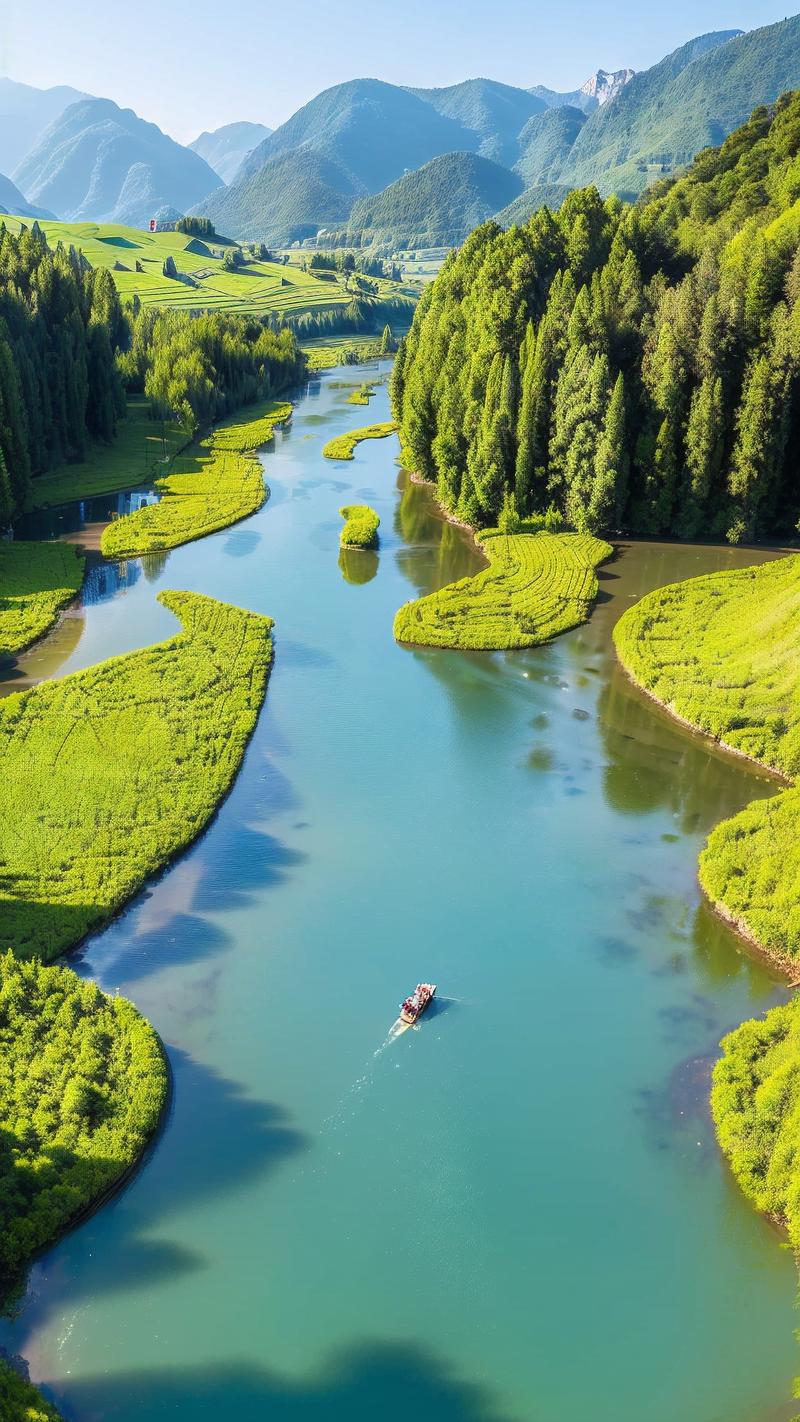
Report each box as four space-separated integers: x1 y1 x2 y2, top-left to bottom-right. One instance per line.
0 1357 63 1420
711 995 800 1251
394 531 612 650
0 953 167 1307
0 543 84 658
339 505 380 549
347 383 376 406
0 590 273 962
101 401 291 559
614 555 800 963
323 422 397 460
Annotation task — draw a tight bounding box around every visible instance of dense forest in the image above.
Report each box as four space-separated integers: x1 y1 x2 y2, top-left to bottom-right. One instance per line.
392 91 800 542
0 224 305 526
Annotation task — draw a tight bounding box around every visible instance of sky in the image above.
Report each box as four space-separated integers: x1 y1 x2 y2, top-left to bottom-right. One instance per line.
0 0 793 142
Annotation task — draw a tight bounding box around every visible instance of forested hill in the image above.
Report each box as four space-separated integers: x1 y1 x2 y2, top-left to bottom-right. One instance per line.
343 153 523 250
391 91 800 544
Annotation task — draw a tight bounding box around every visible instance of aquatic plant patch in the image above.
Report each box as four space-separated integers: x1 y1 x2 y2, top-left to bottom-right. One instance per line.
100 401 291 558
393 531 612 649
0 953 167 1306
339 505 380 549
347 383 376 406
0 542 84 658
323 423 397 461
0 590 273 961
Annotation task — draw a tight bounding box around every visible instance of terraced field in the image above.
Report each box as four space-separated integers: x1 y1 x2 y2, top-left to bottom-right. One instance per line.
614 554 800 964
0 590 274 962
393 531 612 649
1 216 409 319
101 400 291 558
0 542 84 657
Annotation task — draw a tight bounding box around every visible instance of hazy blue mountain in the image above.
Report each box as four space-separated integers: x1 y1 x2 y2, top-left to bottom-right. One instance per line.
344 151 523 248
0 170 54 219
558 24 794 194
189 122 272 184
240 79 476 193
530 68 635 114
0 76 88 176
195 147 362 244
14 98 220 225
515 105 587 186
408 78 546 165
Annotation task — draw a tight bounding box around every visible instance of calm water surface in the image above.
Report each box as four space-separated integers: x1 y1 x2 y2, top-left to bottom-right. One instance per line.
1 365 797 1422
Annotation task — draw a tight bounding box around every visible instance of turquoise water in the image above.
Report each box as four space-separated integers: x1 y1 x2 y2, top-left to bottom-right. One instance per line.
1 365 797 1422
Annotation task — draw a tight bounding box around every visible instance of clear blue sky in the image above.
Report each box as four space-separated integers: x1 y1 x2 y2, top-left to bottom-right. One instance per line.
0 0 793 142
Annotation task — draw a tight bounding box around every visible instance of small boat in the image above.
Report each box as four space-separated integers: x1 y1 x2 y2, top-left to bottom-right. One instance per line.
399 983 436 1026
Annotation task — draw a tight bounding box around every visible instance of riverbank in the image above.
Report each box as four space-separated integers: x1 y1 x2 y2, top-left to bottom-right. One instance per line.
0 542 84 658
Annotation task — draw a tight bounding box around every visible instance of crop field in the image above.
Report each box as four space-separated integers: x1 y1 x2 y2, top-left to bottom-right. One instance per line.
101 400 291 558
0 952 166 1303
29 396 187 509
1 215 408 318
614 554 800 963
711 995 800 1251
323 422 398 460
393 531 612 649
0 590 274 961
613 555 800 777
340 504 380 549
0 542 84 657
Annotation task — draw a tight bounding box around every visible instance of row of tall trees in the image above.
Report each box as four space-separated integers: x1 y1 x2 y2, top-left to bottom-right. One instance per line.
0 224 307 525
392 93 800 542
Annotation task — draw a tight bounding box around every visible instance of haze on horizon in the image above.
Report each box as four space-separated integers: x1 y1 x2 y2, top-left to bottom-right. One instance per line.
0 0 791 144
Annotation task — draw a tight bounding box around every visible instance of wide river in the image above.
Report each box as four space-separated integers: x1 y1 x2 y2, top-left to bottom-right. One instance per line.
1 364 797 1422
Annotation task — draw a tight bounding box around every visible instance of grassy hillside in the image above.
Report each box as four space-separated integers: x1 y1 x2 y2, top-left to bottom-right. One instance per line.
14 97 219 227
346 152 522 249
394 530 612 649
0 214 403 318
561 20 800 194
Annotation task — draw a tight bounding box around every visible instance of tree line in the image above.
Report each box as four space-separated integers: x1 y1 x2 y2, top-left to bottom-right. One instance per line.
0 224 305 525
391 92 800 542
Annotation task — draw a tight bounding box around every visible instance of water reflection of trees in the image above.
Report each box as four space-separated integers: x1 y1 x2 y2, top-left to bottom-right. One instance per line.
393 472 483 601
339 547 378 585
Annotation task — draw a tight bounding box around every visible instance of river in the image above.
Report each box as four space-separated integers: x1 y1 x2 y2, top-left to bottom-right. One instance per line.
1 363 797 1422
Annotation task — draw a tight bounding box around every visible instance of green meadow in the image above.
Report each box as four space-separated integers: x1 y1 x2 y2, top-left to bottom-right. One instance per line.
29 395 187 510
0 590 274 962
101 400 291 558
0 542 84 657
1 215 406 320
394 531 612 650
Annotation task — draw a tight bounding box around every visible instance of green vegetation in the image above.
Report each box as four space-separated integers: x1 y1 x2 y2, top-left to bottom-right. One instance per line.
323 422 397 461
347 383 376 406
613 557 800 777
342 152 523 250
711 995 800 1249
394 531 611 649
614 554 800 964
393 91 800 543
101 401 290 558
339 504 380 549
0 952 166 1303
0 1358 63 1419
29 396 187 509
0 543 84 657
303 334 397 370
0 590 273 962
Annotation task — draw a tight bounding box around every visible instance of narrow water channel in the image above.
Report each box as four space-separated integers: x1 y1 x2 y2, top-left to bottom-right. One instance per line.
1 364 797 1422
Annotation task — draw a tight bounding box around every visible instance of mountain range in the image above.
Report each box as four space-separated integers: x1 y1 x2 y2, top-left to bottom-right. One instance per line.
4 13 800 247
